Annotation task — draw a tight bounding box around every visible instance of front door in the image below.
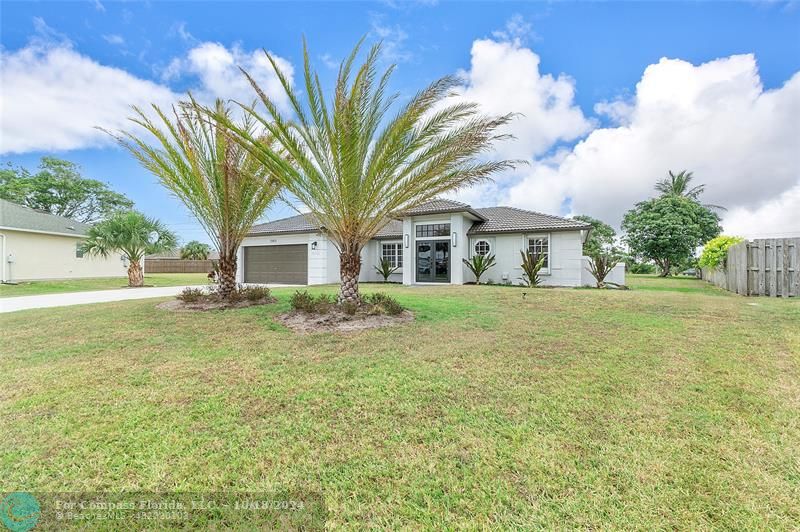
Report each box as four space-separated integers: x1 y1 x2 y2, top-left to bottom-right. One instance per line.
416 240 450 283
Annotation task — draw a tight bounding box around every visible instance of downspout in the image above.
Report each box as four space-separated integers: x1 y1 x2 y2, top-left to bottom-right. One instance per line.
0 233 5 283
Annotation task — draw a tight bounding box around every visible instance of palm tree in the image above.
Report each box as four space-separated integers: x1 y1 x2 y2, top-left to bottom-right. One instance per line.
102 99 281 298
221 39 517 302
181 240 211 260
81 211 177 287
655 170 725 210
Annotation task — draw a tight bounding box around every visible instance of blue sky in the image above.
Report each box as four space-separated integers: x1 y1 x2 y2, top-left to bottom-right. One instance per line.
2 1 799 242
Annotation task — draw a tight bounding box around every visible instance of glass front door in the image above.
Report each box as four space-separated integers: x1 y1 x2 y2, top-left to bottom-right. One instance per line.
416 240 449 283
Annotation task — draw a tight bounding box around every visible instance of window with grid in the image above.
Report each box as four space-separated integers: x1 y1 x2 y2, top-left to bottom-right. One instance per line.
76 242 84 258
474 240 491 256
527 236 549 269
381 243 403 268
415 223 450 238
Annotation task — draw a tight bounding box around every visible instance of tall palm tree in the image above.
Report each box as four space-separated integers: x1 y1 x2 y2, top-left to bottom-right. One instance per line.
102 99 281 298
81 211 177 287
221 39 517 302
655 170 725 210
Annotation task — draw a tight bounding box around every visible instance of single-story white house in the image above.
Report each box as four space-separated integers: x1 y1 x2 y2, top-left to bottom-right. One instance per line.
0 199 127 282
237 199 624 287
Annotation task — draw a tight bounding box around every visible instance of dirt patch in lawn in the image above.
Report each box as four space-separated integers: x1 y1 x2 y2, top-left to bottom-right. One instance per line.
275 309 414 333
157 297 276 312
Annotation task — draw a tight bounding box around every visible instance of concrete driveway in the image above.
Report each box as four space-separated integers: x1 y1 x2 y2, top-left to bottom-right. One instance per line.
0 284 297 313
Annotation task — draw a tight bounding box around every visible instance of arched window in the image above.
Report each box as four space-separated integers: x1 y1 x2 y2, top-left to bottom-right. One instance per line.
474 240 491 256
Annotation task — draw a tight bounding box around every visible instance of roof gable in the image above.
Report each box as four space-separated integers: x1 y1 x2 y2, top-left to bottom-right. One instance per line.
0 199 92 236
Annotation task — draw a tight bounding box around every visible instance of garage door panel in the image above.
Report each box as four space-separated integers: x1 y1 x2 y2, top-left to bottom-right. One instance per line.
244 244 308 284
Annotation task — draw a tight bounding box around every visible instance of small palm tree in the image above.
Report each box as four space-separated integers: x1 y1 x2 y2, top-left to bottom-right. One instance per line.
586 252 619 288
519 251 546 287
103 99 281 298
181 240 211 260
463 253 496 284
374 257 399 282
220 39 516 302
655 170 725 210
81 211 177 287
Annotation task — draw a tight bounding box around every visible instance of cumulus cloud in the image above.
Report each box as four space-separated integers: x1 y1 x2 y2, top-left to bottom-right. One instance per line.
0 40 178 153
502 54 800 235
449 37 593 163
0 23 294 154
161 42 294 110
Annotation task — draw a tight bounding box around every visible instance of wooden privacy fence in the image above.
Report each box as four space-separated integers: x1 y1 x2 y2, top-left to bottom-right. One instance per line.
703 238 799 297
145 259 215 274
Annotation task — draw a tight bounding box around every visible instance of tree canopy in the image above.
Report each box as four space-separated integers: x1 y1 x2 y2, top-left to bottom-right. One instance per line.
698 235 744 270
0 157 134 223
572 215 616 257
622 196 720 276
181 241 212 260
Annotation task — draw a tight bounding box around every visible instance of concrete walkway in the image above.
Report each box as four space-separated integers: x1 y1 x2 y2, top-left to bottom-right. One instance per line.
1 284 300 313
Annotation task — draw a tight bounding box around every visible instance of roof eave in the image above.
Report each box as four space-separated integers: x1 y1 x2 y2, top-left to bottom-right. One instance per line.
468 225 591 235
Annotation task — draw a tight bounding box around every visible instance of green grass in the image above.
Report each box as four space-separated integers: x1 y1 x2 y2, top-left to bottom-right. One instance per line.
0 273 210 297
1 276 798 528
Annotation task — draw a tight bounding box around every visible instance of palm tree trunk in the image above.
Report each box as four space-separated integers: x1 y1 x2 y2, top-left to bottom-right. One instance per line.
217 252 237 298
127 260 144 287
339 249 362 303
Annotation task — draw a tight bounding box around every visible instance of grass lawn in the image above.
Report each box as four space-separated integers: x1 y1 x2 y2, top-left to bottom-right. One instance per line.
0 273 210 297
1 275 798 528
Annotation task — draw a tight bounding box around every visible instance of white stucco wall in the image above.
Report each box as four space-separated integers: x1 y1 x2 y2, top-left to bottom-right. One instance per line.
466 230 586 287
1 229 127 281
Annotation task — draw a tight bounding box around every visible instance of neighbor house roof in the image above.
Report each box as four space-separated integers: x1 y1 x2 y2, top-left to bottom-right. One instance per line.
469 206 591 234
397 198 487 221
0 199 92 237
247 201 588 238
248 213 403 239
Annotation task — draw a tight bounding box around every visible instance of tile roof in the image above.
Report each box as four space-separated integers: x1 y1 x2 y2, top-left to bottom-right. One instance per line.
397 199 487 220
469 207 591 234
0 198 92 236
248 213 402 239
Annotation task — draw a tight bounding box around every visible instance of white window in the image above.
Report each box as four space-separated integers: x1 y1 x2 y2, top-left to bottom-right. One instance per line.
527 235 550 270
75 242 84 259
381 243 403 268
474 240 491 256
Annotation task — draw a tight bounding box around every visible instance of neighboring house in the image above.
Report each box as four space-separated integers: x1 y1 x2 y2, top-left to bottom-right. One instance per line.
0 199 126 282
237 199 625 287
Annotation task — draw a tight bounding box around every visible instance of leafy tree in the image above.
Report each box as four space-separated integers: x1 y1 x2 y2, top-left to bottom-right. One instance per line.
622 196 720 277
655 170 725 211
181 241 212 260
220 39 515 302
519 251 547 287
572 214 616 256
463 253 496 284
104 99 281 298
373 258 400 282
0 157 134 223
80 211 177 287
698 235 744 270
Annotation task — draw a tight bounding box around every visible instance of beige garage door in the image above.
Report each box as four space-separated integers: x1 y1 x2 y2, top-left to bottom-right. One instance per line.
244 244 308 284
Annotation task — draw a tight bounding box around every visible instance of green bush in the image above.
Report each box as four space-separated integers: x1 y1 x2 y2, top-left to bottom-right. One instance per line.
290 291 334 313
698 235 744 269
177 287 205 303
241 285 272 301
341 300 359 315
364 292 404 315
629 262 656 274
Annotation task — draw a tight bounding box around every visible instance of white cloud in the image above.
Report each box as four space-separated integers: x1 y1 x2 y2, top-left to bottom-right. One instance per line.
0 40 177 153
491 14 537 46
161 42 294 111
102 34 125 46
722 184 800 239
449 37 593 163
500 54 800 233
370 15 413 63
0 24 295 154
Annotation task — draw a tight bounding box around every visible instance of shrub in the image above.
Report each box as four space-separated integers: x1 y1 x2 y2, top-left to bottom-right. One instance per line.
341 300 359 315
365 292 403 315
629 262 656 274
698 235 744 270
239 285 271 301
177 287 205 302
519 251 546 287
373 258 400 282
290 290 316 312
462 253 496 284
586 252 620 288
